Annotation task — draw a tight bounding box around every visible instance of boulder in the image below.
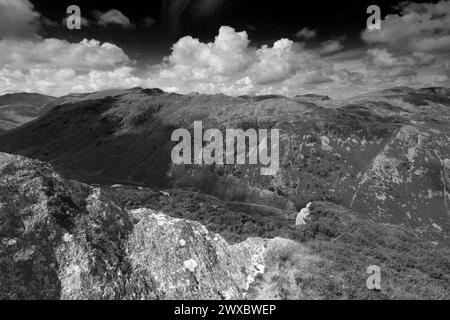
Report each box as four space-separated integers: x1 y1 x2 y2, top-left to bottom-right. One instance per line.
295 202 312 226
0 153 134 299
127 209 267 299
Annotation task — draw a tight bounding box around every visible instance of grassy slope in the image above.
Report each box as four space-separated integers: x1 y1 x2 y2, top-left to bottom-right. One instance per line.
0 93 56 130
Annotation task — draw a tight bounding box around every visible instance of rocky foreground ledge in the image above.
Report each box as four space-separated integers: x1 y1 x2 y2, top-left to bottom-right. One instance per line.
0 152 298 299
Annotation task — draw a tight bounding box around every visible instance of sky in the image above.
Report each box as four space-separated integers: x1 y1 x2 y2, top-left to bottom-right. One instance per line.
0 0 449 99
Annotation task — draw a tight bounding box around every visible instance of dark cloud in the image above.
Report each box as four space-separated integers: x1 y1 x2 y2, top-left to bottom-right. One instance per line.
161 0 225 36
0 0 41 39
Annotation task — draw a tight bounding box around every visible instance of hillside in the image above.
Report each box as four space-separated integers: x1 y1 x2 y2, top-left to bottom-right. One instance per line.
0 93 56 130
0 87 449 246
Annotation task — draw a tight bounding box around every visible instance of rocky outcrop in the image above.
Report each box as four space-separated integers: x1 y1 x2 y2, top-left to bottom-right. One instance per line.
444 159 450 191
128 209 267 299
295 202 311 226
0 152 134 299
0 153 268 300
443 159 450 214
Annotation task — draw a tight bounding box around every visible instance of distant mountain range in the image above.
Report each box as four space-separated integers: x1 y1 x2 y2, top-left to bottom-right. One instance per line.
0 93 56 130
0 86 449 246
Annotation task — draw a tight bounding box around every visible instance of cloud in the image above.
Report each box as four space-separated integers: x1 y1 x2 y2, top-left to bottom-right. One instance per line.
335 69 364 85
42 18 59 27
0 38 139 96
163 26 253 78
295 27 317 40
0 66 141 96
145 26 340 95
251 39 317 84
191 0 224 17
0 10 447 100
0 39 130 71
0 0 41 39
360 1 450 88
161 0 225 35
414 35 450 52
160 26 253 80
362 0 450 53
94 9 134 28
142 17 156 27
62 16 90 28
366 48 436 69
0 4 143 96
445 62 450 78
319 40 344 55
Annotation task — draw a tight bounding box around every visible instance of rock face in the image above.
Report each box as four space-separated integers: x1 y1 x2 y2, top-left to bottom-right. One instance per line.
0 152 134 299
444 159 450 191
443 159 450 214
127 209 266 299
0 153 267 300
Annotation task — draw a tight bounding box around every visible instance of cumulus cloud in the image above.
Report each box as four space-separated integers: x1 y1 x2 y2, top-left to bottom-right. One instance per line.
414 35 450 52
0 3 146 96
163 26 252 78
362 0 450 53
0 39 130 71
251 39 317 84
295 27 317 40
0 66 141 96
0 38 140 96
359 1 450 88
0 7 447 100
146 26 335 95
334 69 364 85
0 0 41 39
367 48 436 69
94 9 134 28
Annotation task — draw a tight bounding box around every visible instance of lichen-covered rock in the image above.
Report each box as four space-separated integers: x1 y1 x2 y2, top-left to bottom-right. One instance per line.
0 153 268 300
0 152 135 300
127 209 267 300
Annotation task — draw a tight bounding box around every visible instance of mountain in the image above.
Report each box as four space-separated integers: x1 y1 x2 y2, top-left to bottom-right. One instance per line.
1 152 449 300
0 93 56 130
0 86 449 246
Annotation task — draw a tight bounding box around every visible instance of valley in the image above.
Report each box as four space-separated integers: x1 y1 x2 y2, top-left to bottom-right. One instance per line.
0 86 450 300
0 86 449 245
